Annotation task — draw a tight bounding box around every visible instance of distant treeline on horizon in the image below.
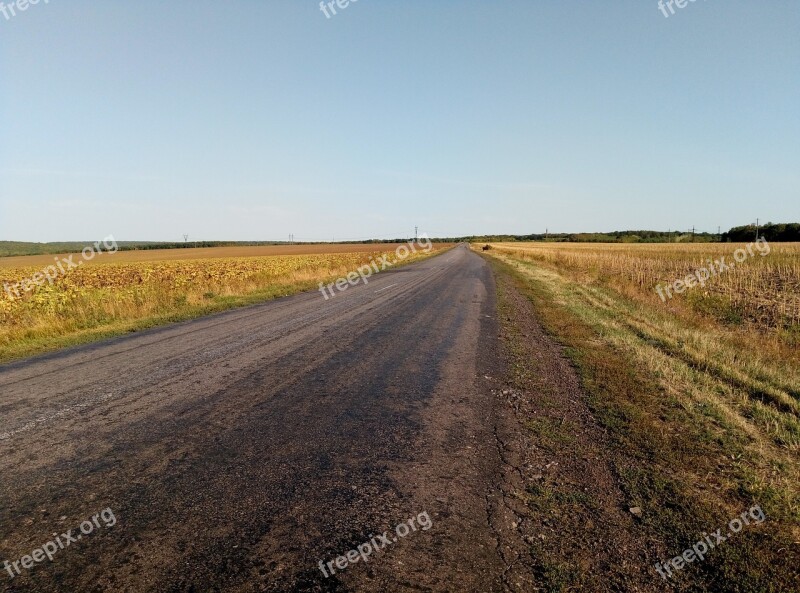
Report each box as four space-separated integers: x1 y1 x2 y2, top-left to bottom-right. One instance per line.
459 223 800 245
1 223 798 257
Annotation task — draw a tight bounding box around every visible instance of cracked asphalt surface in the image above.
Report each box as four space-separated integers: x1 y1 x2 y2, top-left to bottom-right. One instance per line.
0 245 514 592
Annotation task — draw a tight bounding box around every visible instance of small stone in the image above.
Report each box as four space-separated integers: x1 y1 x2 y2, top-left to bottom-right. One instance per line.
629 507 643 518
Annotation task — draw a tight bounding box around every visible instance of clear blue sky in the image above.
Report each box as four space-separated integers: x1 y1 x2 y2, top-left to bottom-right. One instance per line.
1 1 798 242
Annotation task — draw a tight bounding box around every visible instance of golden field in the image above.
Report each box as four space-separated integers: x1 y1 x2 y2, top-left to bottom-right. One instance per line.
0 244 447 362
0 243 422 269
489 241 800 332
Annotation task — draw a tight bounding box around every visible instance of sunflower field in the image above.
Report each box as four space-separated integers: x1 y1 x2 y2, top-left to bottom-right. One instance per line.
0 248 434 359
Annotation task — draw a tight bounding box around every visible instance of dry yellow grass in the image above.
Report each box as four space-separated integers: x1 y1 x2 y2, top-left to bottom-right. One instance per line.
482 240 800 463
485 250 800 589
489 242 800 332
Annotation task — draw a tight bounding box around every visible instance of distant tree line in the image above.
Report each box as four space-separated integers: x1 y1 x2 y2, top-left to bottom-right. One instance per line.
117 241 285 251
455 224 800 244
721 223 800 243
2 223 798 258
452 230 718 243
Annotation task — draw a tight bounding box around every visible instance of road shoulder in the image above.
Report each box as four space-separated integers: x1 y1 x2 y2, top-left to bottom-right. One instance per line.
484 256 665 592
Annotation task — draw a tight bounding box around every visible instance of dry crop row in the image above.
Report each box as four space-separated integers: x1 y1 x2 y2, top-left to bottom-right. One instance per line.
490 242 800 331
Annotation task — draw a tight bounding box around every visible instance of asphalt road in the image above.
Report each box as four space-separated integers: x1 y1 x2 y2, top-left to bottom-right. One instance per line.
0 245 508 592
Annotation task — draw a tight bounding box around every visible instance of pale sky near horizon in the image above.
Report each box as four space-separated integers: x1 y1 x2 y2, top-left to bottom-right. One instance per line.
1 1 798 242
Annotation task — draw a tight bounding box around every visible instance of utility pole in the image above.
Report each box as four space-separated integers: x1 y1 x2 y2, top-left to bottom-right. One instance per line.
691 226 695 242
755 218 760 241
415 226 418 241
183 234 189 243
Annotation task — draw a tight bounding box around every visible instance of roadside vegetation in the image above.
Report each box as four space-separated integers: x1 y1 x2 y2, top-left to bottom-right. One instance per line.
0 246 444 363
482 243 800 592
491 241 800 338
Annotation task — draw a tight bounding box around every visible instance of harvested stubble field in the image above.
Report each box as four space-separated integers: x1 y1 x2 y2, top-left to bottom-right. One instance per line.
481 242 800 591
491 241 800 333
0 244 448 362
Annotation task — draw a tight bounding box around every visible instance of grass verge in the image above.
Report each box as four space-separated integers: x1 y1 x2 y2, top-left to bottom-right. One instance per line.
485 250 799 592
